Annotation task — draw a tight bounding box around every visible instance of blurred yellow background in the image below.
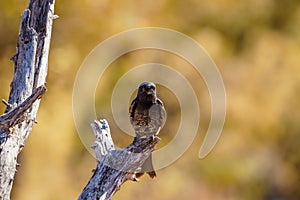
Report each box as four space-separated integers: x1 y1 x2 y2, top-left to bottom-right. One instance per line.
1 0 300 199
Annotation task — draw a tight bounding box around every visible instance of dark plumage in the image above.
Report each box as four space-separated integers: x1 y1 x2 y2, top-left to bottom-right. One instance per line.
129 82 166 178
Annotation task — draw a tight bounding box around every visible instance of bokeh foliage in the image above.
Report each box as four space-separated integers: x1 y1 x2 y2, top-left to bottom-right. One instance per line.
0 0 300 199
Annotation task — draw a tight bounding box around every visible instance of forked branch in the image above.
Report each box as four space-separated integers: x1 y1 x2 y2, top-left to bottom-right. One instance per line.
79 120 160 200
0 86 46 131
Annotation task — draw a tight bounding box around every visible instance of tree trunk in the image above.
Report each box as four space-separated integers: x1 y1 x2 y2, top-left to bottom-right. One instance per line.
78 120 159 200
0 0 56 199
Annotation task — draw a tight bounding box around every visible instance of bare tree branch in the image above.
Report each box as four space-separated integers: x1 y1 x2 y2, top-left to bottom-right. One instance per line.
79 120 160 200
0 0 55 199
0 86 46 130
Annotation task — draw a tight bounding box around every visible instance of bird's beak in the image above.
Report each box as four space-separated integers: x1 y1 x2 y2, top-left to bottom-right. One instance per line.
147 89 154 95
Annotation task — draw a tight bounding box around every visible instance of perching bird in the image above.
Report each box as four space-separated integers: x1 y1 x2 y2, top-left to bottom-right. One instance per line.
129 82 166 178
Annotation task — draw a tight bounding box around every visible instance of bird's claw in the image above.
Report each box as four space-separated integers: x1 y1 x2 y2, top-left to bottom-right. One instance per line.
150 135 155 141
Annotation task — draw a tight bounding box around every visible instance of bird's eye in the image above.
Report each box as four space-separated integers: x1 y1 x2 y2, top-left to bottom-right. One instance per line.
150 86 155 90
142 88 146 92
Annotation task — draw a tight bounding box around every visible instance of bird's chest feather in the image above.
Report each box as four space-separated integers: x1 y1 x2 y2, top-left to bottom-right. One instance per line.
134 104 151 126
133 103 162 135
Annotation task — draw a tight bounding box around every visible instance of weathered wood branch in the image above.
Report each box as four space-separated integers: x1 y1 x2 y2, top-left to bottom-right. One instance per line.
78 120 160 200
0 86 46 131
0 0 55 199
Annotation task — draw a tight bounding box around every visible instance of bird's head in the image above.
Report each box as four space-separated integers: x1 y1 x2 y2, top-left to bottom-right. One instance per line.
137 82 157 103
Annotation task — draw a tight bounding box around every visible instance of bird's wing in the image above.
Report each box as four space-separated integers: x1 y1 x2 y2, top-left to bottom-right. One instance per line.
156 98 166 128
129 98 138 125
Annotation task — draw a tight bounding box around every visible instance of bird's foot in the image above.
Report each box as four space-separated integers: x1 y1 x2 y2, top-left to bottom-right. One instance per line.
150 135 156 141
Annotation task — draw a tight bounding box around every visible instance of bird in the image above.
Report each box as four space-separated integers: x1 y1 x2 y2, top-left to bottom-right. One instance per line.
129 82 166 178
